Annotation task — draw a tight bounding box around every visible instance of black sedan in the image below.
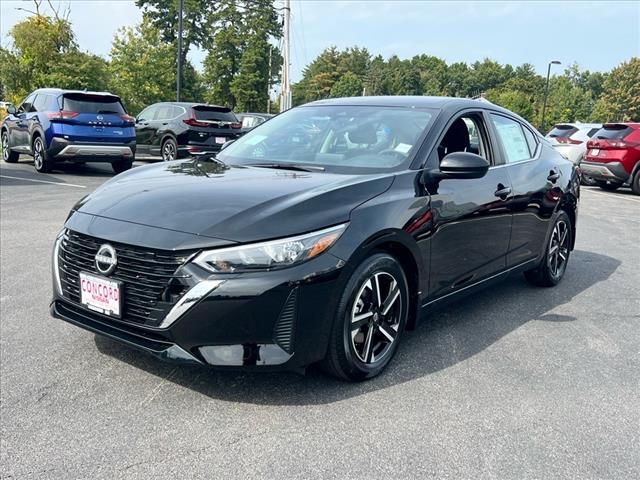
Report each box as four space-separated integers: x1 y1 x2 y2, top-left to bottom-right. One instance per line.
134 102 244 161
50 96 579 381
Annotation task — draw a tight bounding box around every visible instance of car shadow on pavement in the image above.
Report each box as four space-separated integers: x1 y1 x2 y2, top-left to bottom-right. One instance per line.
94 249 620 405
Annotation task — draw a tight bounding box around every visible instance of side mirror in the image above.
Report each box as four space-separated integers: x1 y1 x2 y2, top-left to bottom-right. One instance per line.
7 106 16 115
220 139 235 151
425 152 489 181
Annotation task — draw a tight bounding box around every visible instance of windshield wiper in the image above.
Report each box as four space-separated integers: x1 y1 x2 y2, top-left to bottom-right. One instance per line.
249 163 325 172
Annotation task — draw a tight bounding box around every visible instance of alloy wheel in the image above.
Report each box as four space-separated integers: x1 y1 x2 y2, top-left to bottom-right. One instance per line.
2 133 8 161
162 141 176 161
350 271 402 364
548 219 569 279
33 138 43 170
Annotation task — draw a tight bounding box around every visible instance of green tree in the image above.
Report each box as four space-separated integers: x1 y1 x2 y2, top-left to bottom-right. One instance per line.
108 21 201 114
0 13 109 104
330 72 363 98
591 57 640 122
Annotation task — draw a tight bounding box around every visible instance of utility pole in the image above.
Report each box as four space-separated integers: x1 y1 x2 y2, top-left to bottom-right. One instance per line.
279 0 291 112
541 60 561 133
177 0 184 102
267 46 272 114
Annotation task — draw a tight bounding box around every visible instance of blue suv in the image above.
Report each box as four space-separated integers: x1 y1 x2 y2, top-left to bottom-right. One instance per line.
1 88 136 173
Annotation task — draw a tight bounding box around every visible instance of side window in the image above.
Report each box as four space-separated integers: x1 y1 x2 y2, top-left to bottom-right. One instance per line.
489 114 531 164
522 126 538 157
137 106 157 122
172 105 185 118
33 94 50 112
587 128 600 138
155 104 173 120
19 94 36 113
438 113 491 163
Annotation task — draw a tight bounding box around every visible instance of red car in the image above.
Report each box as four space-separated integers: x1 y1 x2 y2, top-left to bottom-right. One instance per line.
581 123 640 195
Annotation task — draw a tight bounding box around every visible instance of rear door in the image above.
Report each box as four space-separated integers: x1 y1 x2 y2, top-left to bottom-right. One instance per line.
184 106 243 148
134 105 159 154
56 93 134 144
489 113 560 267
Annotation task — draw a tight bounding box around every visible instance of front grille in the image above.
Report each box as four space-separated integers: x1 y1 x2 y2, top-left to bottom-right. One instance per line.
58 230 194 327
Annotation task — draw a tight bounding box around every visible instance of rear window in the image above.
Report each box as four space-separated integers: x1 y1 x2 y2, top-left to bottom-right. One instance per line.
62 94 125 114
193 105 237 122
592 124 632 140
547 125 578 138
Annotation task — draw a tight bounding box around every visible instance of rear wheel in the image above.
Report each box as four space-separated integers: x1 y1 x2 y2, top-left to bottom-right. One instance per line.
524 211 572 287
32 136 53 173
596 180 622 191
112 158 133 174
161 138 177 162
322 253 409 381
2 131 19 163
631 170 640 196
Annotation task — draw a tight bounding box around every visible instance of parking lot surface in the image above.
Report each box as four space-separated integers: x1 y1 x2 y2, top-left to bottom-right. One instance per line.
1 159 639 479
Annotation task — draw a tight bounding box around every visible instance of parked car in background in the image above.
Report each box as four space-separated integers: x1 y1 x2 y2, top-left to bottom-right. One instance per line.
581 123 640 195
134 102 243 161
236 112 274 131
1 89 135 173
546 123 601 185
50 96 579 381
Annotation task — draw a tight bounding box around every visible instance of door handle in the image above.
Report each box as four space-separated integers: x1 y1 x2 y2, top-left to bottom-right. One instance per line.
494 185 511 199
547 170 560 182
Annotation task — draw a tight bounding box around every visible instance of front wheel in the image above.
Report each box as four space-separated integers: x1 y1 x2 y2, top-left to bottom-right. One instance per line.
322 253 409 381
524 211 572 287
2 131 19 163
596 180 622 192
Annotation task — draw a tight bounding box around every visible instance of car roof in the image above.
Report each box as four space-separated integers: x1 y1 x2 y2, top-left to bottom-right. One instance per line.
151 101 231 110
33 88 118 96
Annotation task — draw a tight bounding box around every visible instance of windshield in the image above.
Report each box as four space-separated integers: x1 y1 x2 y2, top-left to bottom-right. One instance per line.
218 105 436 172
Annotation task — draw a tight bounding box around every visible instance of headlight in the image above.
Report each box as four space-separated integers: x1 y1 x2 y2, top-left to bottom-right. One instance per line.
193 224 347 273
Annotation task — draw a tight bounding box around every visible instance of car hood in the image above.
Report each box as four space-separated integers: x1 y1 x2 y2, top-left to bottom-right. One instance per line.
72 159 394 243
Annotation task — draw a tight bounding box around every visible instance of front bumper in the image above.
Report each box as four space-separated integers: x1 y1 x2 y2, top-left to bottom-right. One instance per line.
51 244 349 370
49 137 136 162
580 161 630 184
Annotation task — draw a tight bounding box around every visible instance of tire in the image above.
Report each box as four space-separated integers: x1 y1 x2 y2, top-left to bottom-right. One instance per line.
321 253 409 381
32 136 53 173
524 211 572 287
596 180 622 192
112 158 133 174
2 130 19 163
631 170 640 196
161 137 177 162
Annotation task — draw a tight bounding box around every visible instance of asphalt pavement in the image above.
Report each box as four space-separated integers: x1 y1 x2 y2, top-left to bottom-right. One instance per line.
1 158 639 479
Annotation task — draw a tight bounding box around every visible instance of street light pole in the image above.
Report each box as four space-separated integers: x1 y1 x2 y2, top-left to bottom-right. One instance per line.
177 0 184 102
541 60 561 133
280 0 291 112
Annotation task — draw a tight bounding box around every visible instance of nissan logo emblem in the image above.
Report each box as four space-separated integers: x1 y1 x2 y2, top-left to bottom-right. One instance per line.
96 115 104 121
95 244 117 276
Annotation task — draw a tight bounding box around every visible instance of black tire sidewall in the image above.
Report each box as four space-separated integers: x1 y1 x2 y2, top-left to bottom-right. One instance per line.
632 171 640 196
329 253 409 381
33 137 51 172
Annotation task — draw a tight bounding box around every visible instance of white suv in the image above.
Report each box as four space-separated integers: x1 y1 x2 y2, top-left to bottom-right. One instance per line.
546 123 602 185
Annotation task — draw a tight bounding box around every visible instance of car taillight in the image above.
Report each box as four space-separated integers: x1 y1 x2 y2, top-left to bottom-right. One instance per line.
46 110 78 120
183 118 210 128
556 136 582 145
120 114 135 123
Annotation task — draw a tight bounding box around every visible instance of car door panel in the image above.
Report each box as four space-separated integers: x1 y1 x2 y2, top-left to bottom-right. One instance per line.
425 109 513 300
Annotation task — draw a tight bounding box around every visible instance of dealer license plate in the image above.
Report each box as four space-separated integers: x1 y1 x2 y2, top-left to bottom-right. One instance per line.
590 148 600 156
79 272 122 318
215 136 227 144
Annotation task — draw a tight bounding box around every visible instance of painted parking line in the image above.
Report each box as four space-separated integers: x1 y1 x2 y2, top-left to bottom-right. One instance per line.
582 187 640 204
0 175 86 189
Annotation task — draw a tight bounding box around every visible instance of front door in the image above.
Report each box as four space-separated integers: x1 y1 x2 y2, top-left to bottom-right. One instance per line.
427 111 513 299
135 105 158 155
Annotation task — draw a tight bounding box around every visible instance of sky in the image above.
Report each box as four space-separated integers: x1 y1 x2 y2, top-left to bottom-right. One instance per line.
1 0 639 83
